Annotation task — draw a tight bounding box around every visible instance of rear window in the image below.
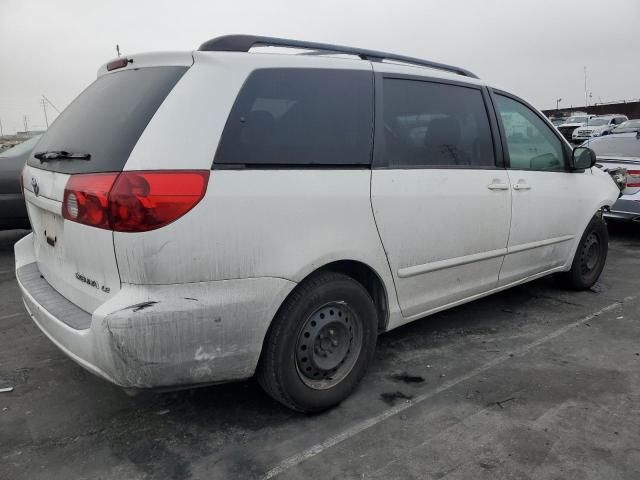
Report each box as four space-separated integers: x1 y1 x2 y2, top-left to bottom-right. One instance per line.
28 66 187 174
214 68 373 167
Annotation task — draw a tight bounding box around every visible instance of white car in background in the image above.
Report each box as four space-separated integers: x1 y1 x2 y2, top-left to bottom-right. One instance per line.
15 35 624 413
557 114 596 142
572 115 629 143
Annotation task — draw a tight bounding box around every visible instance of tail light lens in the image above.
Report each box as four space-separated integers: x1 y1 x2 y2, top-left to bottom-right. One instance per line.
626 170 640 188
62 171 209 232
62 173 118 229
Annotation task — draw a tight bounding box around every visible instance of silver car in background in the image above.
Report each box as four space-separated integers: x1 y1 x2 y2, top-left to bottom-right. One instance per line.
591 132 640 223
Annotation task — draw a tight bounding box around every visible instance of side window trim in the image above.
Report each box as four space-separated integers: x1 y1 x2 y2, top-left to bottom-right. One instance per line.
488 88 572 172
373 73 500 170
481 86 505 169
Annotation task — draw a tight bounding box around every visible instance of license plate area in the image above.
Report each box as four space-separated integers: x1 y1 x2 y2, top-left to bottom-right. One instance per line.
33 208 66 275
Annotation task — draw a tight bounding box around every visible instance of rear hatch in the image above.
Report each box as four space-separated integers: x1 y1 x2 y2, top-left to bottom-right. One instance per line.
22 57 190 313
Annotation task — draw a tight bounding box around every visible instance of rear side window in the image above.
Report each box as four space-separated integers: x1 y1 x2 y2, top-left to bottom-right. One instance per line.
214 69 373 167
28 66 187 174
376 79 495 168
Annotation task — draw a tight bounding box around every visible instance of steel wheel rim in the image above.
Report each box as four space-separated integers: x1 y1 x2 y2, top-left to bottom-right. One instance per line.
580 232 601 275
295 302 363 390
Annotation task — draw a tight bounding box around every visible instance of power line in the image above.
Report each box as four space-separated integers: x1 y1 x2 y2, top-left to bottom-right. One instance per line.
42 95 61 113
40 96 49 128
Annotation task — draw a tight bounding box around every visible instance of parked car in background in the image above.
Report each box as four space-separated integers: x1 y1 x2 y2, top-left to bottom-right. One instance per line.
550 117 568 127
557 114 596 142
590 132 640 223
611 119 640 135
572 115 628 143
15 35 621 413
0 135 41 230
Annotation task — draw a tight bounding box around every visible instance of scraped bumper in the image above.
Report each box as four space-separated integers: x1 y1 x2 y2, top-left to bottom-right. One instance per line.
15 233 296 389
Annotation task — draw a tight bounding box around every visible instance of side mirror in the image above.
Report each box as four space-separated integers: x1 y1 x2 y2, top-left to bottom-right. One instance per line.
572 147 597 170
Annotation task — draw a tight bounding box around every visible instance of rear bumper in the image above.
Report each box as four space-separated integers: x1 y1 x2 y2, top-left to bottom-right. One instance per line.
15 233 296 389
605 199 640 223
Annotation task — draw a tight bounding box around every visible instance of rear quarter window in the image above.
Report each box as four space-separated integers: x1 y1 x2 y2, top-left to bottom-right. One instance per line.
214 68 374 167
28 66 187 174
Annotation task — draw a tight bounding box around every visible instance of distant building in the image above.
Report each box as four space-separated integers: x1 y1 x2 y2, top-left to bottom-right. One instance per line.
542 99 640 120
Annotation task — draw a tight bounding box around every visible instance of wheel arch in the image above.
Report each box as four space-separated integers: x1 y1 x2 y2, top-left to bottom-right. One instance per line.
268 259 391 338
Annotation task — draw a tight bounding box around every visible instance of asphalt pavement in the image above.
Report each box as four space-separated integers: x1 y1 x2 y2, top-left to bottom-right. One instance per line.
1 225 640 480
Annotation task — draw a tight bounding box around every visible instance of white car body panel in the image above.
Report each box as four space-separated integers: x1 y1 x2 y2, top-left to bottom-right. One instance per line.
15 47 622 391
371 169 511 320
500 168 618 285
21 168 121 312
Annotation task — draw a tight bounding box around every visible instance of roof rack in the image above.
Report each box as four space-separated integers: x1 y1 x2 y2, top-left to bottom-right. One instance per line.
198 35 479 79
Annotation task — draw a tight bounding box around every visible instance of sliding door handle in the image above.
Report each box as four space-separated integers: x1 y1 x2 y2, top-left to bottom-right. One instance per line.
487 182 510 190
513 182 531 191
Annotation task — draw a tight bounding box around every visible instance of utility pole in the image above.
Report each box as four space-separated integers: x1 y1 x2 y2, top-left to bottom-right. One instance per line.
116 44 121 57
556 98 562 112
23 115 28 132
584 66 588 107
40 96 49 128
0 118 3 137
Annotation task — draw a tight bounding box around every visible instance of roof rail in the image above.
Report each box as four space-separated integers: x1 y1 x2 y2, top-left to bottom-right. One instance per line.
198 35 479 79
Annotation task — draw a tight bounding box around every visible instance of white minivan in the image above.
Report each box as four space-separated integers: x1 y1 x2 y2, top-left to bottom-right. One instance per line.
16 35 622 412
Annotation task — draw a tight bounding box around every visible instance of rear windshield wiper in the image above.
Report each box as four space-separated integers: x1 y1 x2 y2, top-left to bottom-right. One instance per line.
34 151 91 162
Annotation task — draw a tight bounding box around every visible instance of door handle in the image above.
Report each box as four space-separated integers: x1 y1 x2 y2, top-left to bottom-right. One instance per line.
513 182 531 191
487 183 510 190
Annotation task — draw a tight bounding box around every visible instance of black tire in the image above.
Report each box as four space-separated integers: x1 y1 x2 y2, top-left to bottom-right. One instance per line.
257 271 378 413
558 214 608 290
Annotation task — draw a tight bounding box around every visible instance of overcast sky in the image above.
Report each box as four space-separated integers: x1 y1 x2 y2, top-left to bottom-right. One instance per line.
1 0 638 134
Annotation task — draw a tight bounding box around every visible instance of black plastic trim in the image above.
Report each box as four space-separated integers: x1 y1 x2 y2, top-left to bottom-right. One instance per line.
198 34 479 79
212 163 371 170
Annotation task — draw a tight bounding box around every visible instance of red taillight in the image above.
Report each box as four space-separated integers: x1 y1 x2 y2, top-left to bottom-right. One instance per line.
627 170 640 188
106 57 130 71
109 171 209 232
62 171 209 232
62 173 118 229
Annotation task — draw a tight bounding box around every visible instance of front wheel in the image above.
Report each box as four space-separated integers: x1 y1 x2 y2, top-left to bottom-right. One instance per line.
257 272 378 413
558 214 608 290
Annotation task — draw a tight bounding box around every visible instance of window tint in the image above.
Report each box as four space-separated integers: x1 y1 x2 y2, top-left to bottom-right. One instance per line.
376 79 495 168
28 67 187 174
214 69 373 166
494 94 566 171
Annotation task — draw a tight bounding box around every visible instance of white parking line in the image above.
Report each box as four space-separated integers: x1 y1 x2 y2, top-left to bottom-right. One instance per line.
0 312 24 322
261 297 634 479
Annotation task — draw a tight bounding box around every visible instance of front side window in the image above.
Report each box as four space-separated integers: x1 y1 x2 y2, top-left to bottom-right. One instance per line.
214 68 373 166
494 94 566 171
377 79 495 168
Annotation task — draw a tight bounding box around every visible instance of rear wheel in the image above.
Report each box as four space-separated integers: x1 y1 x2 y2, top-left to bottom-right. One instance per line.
558 214 608 290
257 272 378 413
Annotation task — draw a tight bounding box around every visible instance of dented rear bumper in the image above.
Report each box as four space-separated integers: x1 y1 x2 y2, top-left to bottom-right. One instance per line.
15 233 296 389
